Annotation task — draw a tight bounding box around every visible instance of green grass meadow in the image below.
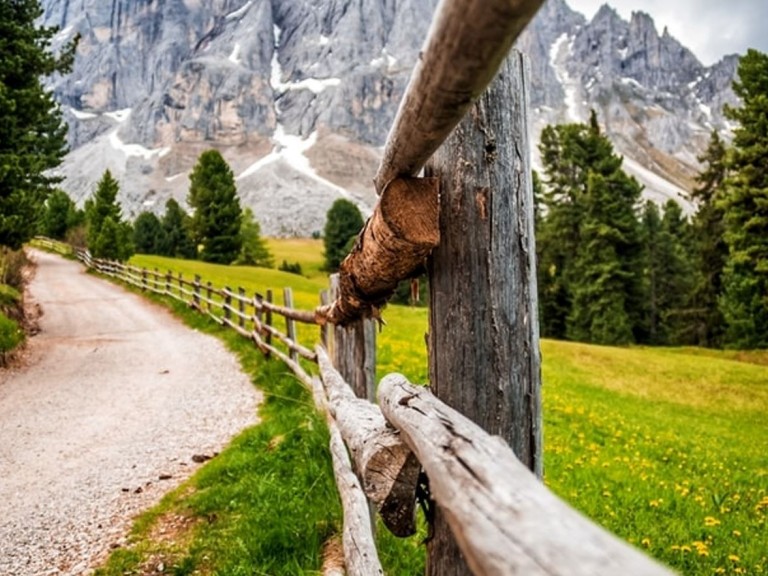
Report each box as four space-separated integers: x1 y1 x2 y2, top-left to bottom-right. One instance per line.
87 240 768 575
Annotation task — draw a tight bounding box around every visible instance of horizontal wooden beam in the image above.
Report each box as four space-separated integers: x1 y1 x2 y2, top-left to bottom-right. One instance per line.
373 0 545 193
317 347 421 536
378 374 675 576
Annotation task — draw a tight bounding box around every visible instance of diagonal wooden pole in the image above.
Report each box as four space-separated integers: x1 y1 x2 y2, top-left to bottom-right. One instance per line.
317 0 545 326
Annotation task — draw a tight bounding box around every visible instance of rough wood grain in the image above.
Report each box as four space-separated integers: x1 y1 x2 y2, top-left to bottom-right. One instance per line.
327 422 384 576
317 346 420 537
424 51 542 575
329 275 377 401
374 0 544 193
316 177 439 325
379 375 675 576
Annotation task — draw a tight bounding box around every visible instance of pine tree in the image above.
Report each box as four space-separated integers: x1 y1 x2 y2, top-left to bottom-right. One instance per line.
720 49 768 348
235 208 273 267
188 150 242 264
0 0 78 249
323 199 364 271
567 171 642 345
538 111 644 344
133 211 165 255
159 198 196 259
41 189 77 240
643 201 696 344
86 170 133 260
689 131 729 347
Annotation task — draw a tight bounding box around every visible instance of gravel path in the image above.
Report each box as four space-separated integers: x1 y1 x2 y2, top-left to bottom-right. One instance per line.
0 250 261 576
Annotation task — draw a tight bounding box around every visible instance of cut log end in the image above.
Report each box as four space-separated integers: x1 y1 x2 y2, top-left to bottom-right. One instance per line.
317 176 440 326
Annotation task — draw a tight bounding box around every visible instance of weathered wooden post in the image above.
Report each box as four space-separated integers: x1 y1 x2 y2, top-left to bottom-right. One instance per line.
206 281 213 313
329 274 376 401
266 289 274 351
224 287 232 323
319 290 329 347
238 287 246 329
193 274 201 310
165 270 172 295
424 52 541 575
141 268 147 292
178 272 183 300
283 287 299 362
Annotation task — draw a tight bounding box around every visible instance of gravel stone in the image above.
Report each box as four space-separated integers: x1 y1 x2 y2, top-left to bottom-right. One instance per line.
0 250 261 576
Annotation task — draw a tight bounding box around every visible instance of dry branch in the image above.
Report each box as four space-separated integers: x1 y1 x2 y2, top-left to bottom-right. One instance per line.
316 177 439 326
317 347 420 536
378 374 674 576
374 0 544 192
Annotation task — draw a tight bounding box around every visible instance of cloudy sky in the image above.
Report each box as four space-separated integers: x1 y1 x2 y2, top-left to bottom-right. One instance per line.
567 0 768 65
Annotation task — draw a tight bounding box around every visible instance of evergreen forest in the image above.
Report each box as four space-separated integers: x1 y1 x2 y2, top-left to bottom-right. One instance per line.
536 50 768 349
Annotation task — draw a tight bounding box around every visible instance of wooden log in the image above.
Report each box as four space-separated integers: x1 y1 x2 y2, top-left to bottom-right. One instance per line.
317 346 420 537
329 275 376 401
316 177 439 326
378 375 674 576
424 51 542 575
373 0 544 193
327 422 384 576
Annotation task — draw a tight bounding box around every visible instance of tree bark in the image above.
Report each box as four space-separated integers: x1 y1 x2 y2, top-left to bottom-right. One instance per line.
424 51 542 575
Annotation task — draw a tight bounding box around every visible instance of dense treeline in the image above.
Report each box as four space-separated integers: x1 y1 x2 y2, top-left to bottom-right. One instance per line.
536 49 768 349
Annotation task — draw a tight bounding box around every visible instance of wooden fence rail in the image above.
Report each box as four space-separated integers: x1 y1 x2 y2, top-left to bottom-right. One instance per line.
44 242 675 576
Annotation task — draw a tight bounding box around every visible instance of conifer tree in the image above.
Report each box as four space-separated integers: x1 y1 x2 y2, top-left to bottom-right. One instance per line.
160 198 196 259
720 49 768 348
0 0 78 249
323 199 364 271
41 189 77 240
86 170 133 260
689 131 729 347
538 111 644 344
643 201 696 344
188 150 242 264
133 211 165 255
235 208 273 267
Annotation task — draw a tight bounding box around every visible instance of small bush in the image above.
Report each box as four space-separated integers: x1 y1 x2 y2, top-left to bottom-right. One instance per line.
0 312 23 355
278 260 303 276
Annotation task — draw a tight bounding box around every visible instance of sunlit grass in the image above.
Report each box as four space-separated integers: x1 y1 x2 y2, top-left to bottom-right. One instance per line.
112 240 768 575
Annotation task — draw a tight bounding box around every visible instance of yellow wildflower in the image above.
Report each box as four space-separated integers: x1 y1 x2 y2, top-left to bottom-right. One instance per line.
729 555 741 563
704 516 721 526
641 538 651 548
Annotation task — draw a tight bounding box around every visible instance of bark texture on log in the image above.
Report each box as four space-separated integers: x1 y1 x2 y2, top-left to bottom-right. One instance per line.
374 0 545 193
317 347 420 537
328 422 384 576
424 52 542 575
316 177 439 326
379 375 675 576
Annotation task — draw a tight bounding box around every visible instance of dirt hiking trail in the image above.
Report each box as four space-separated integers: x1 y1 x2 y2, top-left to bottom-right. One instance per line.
0 250 261 575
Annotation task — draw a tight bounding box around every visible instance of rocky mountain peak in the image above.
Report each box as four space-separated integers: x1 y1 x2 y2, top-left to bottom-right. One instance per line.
42 0 741 235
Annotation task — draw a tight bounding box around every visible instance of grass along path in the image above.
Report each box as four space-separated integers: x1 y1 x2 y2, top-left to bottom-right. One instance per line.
104 244 768 574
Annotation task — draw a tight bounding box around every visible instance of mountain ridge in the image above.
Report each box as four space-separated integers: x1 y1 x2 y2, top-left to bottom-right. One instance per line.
42 0 740 235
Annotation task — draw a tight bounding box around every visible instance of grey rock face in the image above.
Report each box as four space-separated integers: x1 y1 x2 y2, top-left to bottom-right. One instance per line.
43 0 740 235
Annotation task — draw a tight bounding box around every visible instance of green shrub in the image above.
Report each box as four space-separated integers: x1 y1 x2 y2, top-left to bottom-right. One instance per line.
0 312 23 355
278 260 303 276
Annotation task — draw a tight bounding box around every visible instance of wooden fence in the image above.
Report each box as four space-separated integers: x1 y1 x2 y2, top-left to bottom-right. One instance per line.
38 243 673 576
